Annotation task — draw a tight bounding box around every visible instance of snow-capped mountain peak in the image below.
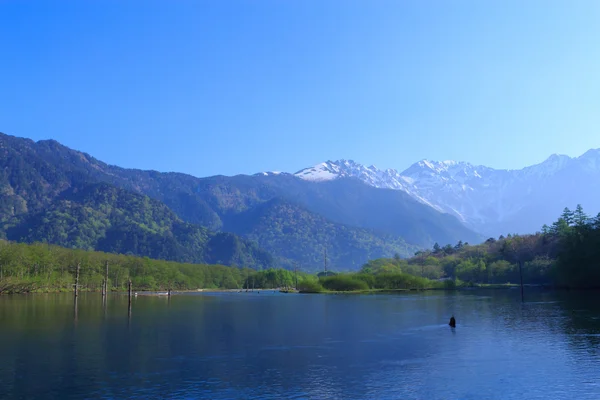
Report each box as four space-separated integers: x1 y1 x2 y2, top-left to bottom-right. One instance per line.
294 160 347 181
295 159 411 189
286 149 600 236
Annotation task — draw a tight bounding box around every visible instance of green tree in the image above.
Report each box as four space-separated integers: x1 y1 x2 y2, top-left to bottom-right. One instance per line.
573 204 588 227
561 207 574 226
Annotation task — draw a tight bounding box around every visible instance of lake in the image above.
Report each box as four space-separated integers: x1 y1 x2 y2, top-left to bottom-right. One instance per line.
1 290 599 399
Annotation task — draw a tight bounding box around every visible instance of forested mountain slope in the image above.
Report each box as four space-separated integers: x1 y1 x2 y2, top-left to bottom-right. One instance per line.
0 132 482 269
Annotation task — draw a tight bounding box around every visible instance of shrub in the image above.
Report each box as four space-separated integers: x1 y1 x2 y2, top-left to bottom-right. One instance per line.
353 273 375 288
443 279 456 289
320 275 369 291
297 280 324 293
373 273 430 290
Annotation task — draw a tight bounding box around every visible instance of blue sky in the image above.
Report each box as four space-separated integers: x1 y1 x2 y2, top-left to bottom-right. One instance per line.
2 1 600 177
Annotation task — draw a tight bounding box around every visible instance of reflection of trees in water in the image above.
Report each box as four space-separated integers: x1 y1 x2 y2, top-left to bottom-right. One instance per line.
2 291 600 398
554 292 600 351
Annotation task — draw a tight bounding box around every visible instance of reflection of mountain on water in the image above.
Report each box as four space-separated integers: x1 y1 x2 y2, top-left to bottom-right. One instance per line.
2 291 600 399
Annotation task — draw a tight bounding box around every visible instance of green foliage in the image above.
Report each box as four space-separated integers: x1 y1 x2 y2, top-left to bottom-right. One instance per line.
372 273 431 290
320 275 369 291
360 258 405 275
314 271 437 292
297 280 324 293
551 206 600 288
399 204 600 289
3 183 274 269
228 198 420 270
244 268 303 289
0 132 481 271
0 240 270 293
317 271 338 277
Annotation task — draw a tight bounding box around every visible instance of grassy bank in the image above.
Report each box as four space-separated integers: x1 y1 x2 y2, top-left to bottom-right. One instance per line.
295 273 535 294
297 272 441 293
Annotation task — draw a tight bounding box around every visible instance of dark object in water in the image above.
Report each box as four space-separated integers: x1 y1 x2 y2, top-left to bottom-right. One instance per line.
449 316 456 328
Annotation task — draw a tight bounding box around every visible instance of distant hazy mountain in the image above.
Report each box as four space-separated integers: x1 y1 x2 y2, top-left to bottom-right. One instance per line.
294 152 600 235
0 132 481 270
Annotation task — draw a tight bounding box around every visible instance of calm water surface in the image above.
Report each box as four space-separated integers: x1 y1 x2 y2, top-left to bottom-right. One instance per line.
1 290 599 399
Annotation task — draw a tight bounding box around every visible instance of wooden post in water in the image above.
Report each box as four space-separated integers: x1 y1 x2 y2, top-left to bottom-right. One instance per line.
128 279 132 305
74 296 78 324
518 260 524 303
104 261 109 296
74 262 81 300
127 279 133 322
101 278 106 298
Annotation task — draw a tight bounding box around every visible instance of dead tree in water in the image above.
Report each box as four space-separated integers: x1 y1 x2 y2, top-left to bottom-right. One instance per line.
74 263 81 300
128 279 132 305
104 261 109 296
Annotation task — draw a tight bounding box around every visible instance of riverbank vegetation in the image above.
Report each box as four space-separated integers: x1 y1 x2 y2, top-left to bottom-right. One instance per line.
0 242 245 294
1 205 599 294
297 205 600 293
295 271 443 293
389 205 600 289
0 240 312 294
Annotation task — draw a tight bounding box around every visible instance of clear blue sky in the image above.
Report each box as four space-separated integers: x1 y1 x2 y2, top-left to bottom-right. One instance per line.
2 1 600 176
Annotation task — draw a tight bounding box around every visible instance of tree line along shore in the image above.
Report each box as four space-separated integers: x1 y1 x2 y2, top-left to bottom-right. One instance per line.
1 206 599 294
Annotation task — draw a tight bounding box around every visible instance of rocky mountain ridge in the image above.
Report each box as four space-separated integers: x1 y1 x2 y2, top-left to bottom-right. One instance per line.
292 150 600 235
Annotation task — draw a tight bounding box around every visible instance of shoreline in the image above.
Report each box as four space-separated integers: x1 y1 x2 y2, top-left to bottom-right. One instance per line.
3 284 594 296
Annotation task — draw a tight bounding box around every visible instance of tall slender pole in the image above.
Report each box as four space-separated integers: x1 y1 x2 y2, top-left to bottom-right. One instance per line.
104 261 109 296
128 279 132 305
128 279 133 322
74 262 80 300
74 296 78 324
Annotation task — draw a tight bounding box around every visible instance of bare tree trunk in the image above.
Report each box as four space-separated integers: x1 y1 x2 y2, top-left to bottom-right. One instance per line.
128 279 132 305
104 261 109 295
74 263 80 300
128 279 133 322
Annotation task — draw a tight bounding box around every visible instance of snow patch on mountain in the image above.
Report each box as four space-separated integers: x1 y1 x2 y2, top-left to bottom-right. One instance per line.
289 150 600 235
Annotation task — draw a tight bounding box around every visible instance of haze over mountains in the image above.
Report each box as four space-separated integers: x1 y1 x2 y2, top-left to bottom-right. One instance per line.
292 152 600 236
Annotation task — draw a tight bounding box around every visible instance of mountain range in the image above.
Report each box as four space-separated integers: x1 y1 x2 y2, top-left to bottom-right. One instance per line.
292 152 600 236
0 132 479 271
2 131 593 271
